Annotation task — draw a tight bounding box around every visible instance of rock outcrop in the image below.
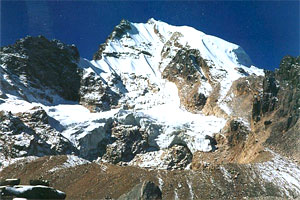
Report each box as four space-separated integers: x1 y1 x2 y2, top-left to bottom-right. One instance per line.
162 49 211 112
103 124 148 164
118 181 162 200
93 19 132 60
0 107 76 159
79 70 121 112
1 185 66 199
252 56 300 162
0 178 65 199
0 35 81 102
162 145 193 170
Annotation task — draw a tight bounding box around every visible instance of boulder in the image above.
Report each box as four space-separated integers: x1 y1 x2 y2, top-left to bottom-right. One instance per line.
29 179 50 186
0 178 20 186
1 185 66 199
118 181 162 200
162 145 193 170
103 125 148 164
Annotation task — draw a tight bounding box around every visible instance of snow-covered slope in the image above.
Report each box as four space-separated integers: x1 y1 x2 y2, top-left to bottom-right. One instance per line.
80 18 264 154
0 19 265 164
91 19 264 116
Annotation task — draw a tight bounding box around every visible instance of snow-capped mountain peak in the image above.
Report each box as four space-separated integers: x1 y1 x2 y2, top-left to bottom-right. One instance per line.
0 19 266 162
0 19 264 164
93 18 258 74
1 18 300 199
91 19 264 115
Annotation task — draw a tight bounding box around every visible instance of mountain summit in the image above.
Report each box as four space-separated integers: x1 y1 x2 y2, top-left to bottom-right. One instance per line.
0 19 299 199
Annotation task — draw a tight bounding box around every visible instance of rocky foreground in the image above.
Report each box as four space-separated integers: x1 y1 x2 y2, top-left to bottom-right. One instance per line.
0 19 299 199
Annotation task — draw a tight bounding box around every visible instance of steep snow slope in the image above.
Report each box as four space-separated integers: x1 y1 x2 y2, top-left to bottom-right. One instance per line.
86 18 264 154
92 18 263 88
90 19 264 117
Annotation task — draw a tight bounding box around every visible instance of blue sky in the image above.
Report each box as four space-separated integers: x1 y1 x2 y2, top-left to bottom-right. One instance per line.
1 1 299 70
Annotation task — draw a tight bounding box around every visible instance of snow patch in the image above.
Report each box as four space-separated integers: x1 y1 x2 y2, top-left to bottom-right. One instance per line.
219 166 232 182
49 155 90 172
255 149 300 198
187 179 194 199
158 176 164 190
0 156 38 172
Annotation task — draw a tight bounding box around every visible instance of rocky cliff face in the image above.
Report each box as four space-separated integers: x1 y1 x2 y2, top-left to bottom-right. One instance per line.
252 56 300 162
0 19 299 199
0 35 81 102
162 49 210 112
0 107 77 160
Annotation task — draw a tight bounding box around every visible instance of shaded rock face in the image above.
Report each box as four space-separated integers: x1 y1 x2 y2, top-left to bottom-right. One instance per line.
30 179 50 186
0 36 81 102
252 56 299 124
0 179 20 186
162 49 210 112
103 125 148 164
93 19 132 60
0 107 76 159
163 145 193 170
79 71 121 112
118 181 162 200
252 71 279 122
254 56 300 161
276 56 300 85
1 185 66 199
227 120 250 148
0 36 121 111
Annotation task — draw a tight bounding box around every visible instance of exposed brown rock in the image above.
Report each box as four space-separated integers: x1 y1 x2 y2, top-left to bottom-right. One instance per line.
162 145 193 170
118 181 162 200
102 125 148 164
162 48 212 112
